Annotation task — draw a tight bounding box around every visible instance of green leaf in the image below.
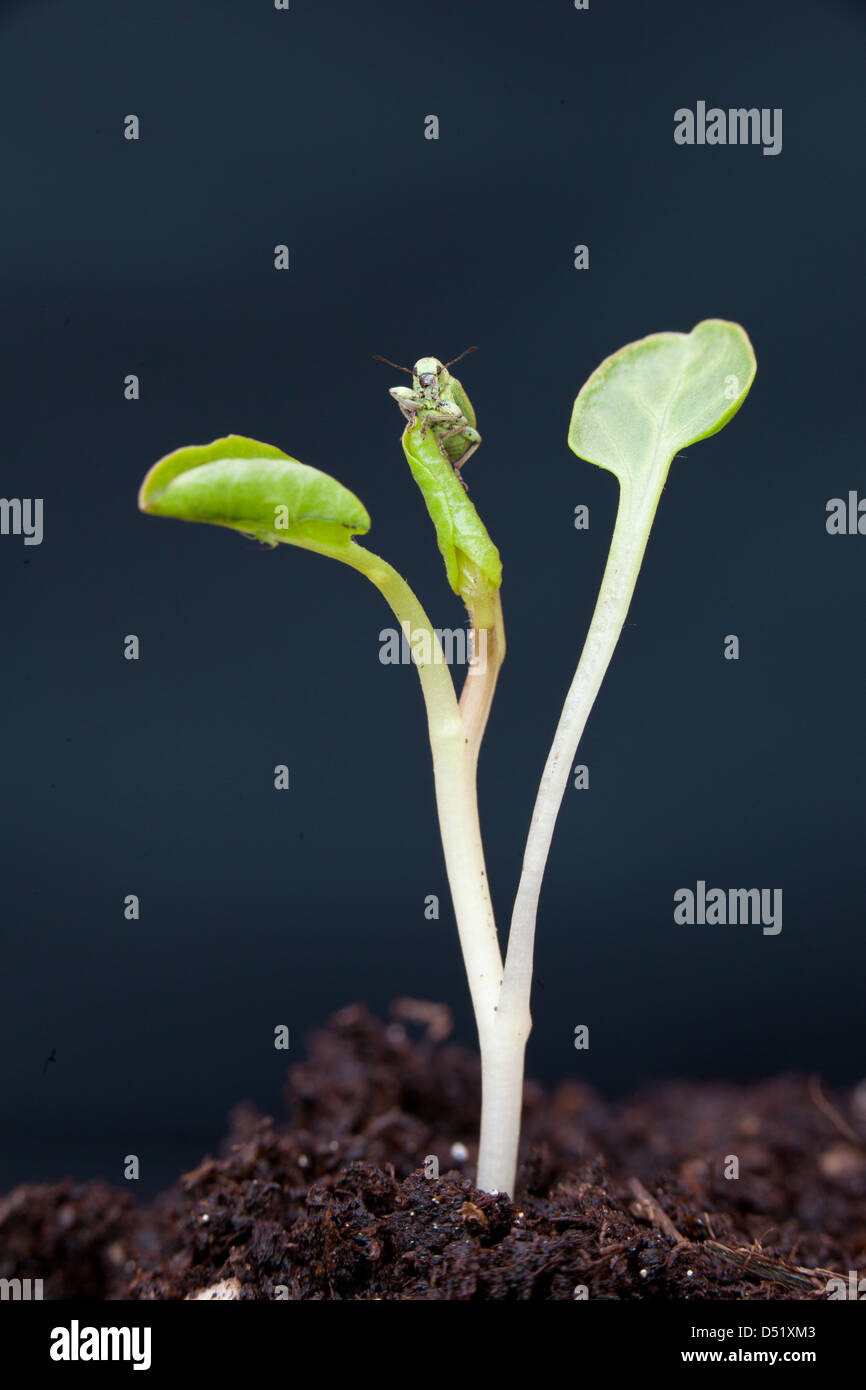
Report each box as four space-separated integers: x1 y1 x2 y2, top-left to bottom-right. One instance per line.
138 435 370 549
401 421 502 607
568 319 756 487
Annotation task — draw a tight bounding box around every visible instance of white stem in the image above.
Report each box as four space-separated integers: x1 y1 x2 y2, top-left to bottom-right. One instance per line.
475 1014 530 1195
428 717 503 1028
340 545 503 1035
476 468 669 1195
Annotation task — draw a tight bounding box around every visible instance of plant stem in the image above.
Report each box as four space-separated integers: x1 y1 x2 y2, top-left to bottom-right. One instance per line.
340 544 503 1030
460 589 506 768
322 539 539 1197
477 468 669 1196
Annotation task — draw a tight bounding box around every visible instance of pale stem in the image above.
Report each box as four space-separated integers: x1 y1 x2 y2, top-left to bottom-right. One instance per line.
459 589 506 769
475 467 669 1196
336 544 503 1035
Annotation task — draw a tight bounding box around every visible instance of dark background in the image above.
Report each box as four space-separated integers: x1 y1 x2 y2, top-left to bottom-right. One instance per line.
1 0 863 1197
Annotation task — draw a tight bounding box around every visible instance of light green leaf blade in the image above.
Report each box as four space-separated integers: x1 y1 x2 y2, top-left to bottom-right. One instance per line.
139 435 370 549
401 421 502 605
568 319 756 487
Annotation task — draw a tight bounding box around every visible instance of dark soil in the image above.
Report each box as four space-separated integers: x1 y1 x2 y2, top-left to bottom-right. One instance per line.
3 1001 865 1300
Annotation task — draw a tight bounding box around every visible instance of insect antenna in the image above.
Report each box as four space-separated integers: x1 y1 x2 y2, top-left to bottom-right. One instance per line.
443 345 478 370
372 354 412 374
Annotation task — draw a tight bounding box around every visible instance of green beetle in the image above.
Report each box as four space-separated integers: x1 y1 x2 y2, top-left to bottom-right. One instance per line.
375 347 481 484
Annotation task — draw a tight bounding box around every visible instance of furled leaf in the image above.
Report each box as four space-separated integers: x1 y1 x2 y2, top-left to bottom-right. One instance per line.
401 422 502 605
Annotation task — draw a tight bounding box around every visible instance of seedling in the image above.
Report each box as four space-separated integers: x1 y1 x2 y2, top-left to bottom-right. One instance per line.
138 319 755 1197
